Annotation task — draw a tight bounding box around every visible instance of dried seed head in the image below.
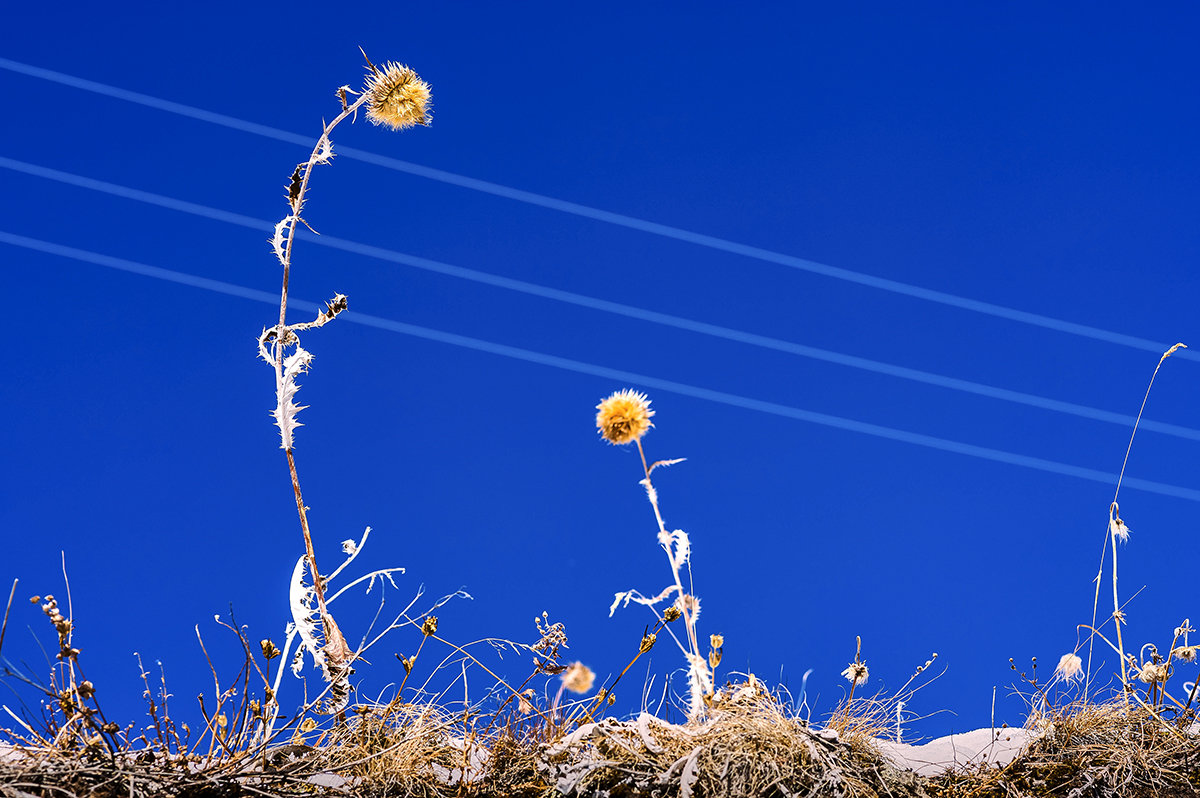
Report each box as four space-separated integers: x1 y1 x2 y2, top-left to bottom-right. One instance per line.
421 615 438 636
363 62 432 131
260 639 281 660
1054 653 1084 683
1109 517 1131 543
595 389 654 445
607 693 616 706
640 632 657 654
517 689 536 715
710 634 724 649
663 606 682 622
299 717 317 732
1138 663 1168 683
1174 646 1196 663
561 661 595 694
76 681 95 699
841 662 869 684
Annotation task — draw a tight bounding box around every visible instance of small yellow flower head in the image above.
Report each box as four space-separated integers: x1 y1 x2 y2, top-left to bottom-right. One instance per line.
561 661 595 694
596 389 654 445
1054 653 1084 683
364 62 432 131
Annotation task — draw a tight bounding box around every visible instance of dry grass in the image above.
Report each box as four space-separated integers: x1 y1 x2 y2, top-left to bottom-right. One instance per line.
932 701 1200 798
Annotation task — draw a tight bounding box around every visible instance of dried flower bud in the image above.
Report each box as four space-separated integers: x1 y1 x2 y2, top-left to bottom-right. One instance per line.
1109 517 1131 543
260 639 281 660
421 616 438 636
517 689 536 715
101 722 119 735
663 606 682 623
841 662 869 684
640 632 657 654
216 713 228 729
595 390 654 445
363 62 432 131
299 717 317 732
607 693 616 706
76 681 95 699
710 634 724 649
1054 653 1084 683
1175 646 1197 663
1138 663 1168 684
562 662 595 694
399 655 416 674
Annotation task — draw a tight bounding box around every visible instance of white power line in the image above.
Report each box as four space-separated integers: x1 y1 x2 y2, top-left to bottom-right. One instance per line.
3 229 1197 502
0 56 1190 361
4 154 1195 442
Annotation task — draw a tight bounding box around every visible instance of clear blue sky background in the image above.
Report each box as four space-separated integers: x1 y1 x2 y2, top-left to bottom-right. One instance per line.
2 3 1198 741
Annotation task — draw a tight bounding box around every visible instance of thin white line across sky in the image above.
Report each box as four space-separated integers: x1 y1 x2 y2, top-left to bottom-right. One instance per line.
4 155 1195 442
3 229 1197 502
0 56 1192 362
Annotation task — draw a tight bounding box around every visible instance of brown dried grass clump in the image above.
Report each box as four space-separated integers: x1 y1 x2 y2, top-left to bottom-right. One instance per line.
933 700 1200 798
537 680 921 798
317 700 466 797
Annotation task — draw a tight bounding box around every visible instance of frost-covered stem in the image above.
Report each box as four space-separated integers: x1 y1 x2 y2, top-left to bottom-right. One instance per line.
275 93 371 332
635 439 700 668
273 92 373 614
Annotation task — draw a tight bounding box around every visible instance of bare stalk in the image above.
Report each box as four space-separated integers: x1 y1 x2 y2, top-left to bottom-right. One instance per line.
1084 343 1185 702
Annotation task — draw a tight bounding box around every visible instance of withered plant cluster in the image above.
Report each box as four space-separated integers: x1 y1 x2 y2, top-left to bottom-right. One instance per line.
1 54 1199 798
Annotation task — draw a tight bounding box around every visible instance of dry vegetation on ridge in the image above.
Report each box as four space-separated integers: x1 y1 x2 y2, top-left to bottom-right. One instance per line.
1 55 1198 798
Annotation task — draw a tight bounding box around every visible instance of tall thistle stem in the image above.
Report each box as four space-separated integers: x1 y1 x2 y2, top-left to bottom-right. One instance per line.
273 97 370 618
261 57 431 673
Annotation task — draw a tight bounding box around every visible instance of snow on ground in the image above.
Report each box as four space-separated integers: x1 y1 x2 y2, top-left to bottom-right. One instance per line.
875 727 1035 776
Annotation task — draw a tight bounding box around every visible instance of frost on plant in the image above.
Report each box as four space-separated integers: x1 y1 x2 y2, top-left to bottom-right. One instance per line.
271 344 312 450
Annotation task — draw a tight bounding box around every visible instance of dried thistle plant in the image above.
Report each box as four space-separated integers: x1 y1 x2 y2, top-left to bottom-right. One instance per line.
257 53 430 716
597 390 713 721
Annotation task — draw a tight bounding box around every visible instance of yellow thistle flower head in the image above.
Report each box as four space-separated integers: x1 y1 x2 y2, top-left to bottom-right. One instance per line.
561 661 595 694
363 62 432 131
595 389 654 445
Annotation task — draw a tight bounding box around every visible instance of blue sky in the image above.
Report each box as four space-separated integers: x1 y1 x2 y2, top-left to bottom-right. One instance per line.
2 3 1198 741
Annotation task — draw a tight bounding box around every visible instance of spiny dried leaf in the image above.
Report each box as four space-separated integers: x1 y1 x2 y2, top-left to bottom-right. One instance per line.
609 585 680 617
272 346 313 450
271 215 294 265
649 457 686 474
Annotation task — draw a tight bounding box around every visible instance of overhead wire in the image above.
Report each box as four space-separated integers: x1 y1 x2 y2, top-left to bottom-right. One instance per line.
3 229 1198 503
4 153 1195 441
0 56 1192 361
3 155 1196 442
